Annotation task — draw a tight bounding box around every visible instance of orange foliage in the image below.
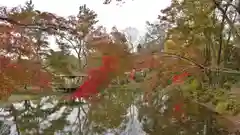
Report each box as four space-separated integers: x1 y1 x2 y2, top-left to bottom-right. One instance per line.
0 6 63 99
70 33 201 102
0 3 204 102
0 57 52 100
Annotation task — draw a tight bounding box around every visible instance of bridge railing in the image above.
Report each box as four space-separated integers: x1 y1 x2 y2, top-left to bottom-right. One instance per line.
51 75 86 92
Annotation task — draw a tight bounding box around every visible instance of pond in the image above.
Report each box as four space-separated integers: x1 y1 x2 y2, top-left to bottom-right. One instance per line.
0 87 238 135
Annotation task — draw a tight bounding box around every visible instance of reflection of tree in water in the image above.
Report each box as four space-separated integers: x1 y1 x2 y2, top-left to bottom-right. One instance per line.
0 86 137 135
137 90 230 135
87 86 135 134
13 98 73 135
0 87 237 135
0 120 10 135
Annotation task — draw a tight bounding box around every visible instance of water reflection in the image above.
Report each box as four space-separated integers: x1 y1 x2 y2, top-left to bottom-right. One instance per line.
0 87 237 135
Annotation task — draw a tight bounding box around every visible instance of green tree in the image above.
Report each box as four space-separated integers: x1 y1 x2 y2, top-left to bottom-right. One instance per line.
156 0 240 116
54 4 98 70
45 50 80 76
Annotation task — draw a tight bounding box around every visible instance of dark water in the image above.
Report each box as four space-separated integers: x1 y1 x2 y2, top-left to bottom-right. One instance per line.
0 87 237 135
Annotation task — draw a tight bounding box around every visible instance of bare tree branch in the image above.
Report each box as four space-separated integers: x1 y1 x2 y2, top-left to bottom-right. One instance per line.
0 16 75 34
212 0 240 43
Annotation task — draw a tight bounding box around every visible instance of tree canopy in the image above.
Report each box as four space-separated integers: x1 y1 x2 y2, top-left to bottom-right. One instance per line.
2 0 240 134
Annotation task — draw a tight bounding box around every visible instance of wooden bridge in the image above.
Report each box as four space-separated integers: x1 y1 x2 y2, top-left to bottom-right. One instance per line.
51 75 86 93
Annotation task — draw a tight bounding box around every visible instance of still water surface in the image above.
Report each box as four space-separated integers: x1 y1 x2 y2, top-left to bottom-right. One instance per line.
0 88 237 135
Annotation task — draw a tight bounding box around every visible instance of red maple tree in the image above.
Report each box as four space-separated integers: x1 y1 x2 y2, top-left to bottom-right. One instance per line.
71 55 119 99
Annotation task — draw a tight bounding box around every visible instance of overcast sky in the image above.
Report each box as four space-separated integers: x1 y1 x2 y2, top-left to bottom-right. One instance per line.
0 0 170 32
1 0 171 51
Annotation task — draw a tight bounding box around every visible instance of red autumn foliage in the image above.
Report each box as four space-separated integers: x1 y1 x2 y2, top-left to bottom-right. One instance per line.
0 55 52 98
70 43 191 100
172 72 189 84
173 103 184 112
31 71 52 88
71 55 119 100
129 69 136 80
171 73 190 117
172 102 187 121
101 55 120 72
